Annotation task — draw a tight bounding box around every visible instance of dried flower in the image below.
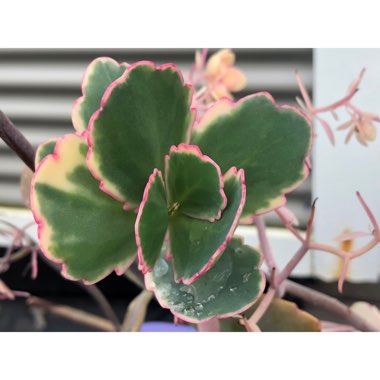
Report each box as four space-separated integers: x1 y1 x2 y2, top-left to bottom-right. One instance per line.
205 49 247 100
337 111 377 146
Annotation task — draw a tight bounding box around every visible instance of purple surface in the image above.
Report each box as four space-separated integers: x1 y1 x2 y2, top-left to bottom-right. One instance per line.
141 322 196 332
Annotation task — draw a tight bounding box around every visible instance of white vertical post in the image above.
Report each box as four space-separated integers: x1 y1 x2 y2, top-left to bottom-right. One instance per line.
312 49 380 282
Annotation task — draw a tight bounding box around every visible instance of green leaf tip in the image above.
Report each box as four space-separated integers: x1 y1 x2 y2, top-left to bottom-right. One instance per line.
165 144 227 222
72 57 128 133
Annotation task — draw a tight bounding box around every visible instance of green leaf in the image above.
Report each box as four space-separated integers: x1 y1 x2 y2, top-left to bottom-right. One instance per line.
220 296 321 332
30 134 137 283
145 237 265 323
168 167 246 284
136 169 168 273
72 57 128 133
165 144 226 222
35 138 58 167
87 62 194 206
192 94 311 216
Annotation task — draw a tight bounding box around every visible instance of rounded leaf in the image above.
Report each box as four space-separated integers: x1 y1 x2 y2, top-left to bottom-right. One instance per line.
192 93 312 216
87 61 195 206
145 238 265 323
165 144 226 222
31 134 137 283
72 57 128 132
168 167 246 284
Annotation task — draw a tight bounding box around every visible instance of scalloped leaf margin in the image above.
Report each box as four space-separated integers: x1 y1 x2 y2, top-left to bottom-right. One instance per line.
192 92 312 216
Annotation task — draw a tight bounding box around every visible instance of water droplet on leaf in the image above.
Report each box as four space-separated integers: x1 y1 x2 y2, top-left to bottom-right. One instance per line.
173 302 185 312
154 258 169 277
159 283 172 297
184 306 194 317
194 303 203 312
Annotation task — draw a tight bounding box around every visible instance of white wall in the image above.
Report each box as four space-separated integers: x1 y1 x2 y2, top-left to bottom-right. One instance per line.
312 49 380 282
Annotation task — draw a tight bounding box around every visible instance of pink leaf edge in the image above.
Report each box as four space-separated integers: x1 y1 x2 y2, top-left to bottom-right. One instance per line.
195 92 313 216
144 242 266 324
30 133 135 284
165 143 227 222
173 167 247 285
71 57 129 133
86 61 196 206
34 137 59 169
135 168 164 275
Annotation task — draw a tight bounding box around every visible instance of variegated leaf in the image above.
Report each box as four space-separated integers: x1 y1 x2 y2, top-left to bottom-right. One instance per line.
72 57 128 133
87 62 195 207
146 237 264 323
192 93 311 216
31 134 137 283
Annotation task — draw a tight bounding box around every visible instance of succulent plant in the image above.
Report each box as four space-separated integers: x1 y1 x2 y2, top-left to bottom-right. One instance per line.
30 56 311 323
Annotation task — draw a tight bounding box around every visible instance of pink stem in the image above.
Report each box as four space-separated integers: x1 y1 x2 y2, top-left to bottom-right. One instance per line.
312 90 358 114
31 248 38 279
276 245 309 286
295 71 313 110
284 279 377 332
338 258 350 293
247 287 276 326
197 318 220 332
356 191 379 235
195 48 208 83
276 192 380 294
309 237 378 260
241 316 261 332
275 209 305 243
255 215 277 272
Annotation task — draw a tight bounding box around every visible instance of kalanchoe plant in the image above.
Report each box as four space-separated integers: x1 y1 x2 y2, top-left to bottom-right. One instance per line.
2 48 380 332
28 52 311 323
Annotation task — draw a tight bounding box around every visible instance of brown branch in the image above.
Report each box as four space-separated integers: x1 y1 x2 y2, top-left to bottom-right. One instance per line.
0 111 35 171
37 253 121 331
283 279 378 332
84 283 121 331
27 296 115 332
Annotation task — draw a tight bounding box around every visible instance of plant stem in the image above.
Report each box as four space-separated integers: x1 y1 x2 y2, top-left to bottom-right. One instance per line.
248 287 276 325
283 279 377 332
255 215 277 272
82 283 121 331
276 245 308 286
197 318 221 332
124 269 145 289
37 252 121 331
121 290 153 332
27 296 115 332
0 111 35 171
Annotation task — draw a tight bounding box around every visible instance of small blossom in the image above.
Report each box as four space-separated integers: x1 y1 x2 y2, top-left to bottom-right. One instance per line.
205 49 247 100
337 111 377 146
